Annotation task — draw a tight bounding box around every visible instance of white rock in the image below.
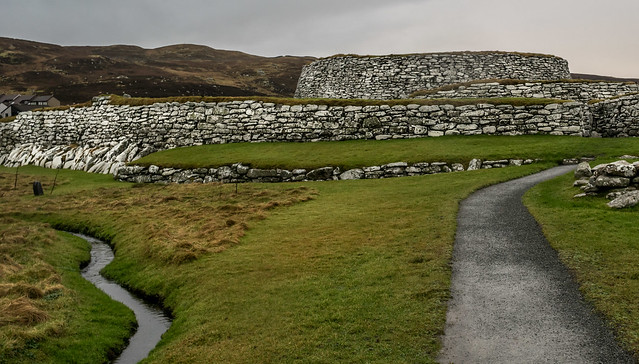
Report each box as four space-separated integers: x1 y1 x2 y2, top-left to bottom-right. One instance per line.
340 169 365 180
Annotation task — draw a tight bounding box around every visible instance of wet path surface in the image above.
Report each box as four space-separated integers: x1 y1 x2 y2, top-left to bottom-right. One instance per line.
438 166 635 363
75 233 171 364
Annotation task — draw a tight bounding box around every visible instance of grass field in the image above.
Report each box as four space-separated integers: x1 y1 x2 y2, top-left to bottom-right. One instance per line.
2 135 639 362
131 135 639 170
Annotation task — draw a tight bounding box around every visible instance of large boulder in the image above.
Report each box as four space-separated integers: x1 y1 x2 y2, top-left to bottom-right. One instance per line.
593 175 631 188
306 167 334 181
574 161 592 179
608 190 639 209
340 168 365 180
604 160 636 178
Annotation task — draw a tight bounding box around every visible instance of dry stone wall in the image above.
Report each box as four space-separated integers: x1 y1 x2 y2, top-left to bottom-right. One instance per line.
589 94 639 137
0 97 590 175
295 53 571 100
415 81 638 103
1 94 639 176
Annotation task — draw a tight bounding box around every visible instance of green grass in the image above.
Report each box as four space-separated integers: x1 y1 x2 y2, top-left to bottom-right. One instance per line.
0 218 135 364
525 171 639 359
4 135 639 362
2 161 556 363
131 135 639 170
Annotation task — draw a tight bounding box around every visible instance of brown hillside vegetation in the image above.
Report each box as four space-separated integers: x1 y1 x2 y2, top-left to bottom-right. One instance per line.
0 37 316 104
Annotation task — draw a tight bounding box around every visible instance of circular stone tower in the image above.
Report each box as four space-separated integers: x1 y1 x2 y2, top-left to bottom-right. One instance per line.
294 51 571 100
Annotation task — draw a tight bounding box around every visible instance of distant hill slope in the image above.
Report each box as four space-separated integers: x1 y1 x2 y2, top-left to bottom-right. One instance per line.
1 37 635 105
0 37 316 104
571 73 639 83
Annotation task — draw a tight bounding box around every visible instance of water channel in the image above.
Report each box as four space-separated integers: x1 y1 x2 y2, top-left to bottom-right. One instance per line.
75 233 171 364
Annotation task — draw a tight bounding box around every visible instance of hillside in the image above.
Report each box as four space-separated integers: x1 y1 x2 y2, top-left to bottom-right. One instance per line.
571 73 639 83
0 37 315 104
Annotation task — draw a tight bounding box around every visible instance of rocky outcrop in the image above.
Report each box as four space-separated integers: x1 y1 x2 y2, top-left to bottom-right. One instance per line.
295 52 571 99
574 159 639 208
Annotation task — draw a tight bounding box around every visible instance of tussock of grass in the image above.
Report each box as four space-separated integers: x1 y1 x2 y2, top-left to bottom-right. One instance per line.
0 297 49 325
525 171 639 358
0 116 16 123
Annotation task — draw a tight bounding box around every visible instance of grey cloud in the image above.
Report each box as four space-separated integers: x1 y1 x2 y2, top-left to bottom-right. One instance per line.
0 0 636 77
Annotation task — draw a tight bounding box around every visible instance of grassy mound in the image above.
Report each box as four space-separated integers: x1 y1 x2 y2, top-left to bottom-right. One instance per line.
132 135 639 170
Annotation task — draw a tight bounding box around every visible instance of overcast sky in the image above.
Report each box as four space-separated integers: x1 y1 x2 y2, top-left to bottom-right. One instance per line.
1 0 637 77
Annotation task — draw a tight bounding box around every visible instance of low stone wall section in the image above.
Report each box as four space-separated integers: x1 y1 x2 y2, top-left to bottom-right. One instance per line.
295 53 571 99
117 158 536 184
414 81 638 103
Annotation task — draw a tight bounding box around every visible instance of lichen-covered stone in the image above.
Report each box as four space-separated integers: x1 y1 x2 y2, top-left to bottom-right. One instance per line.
608 190 639 209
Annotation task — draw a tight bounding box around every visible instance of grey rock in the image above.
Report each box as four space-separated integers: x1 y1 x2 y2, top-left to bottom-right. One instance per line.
467 159 482 171
235 163 250 175
574 162 592 179
340 168 365 180
604 160 636 178
247 168 279 178
573 178 590 187
594 175 630 188
292 169 307 175
607 190 639 209
306 167 334 180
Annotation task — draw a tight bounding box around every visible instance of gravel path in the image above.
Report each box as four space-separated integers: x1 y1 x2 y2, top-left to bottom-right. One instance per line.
438 165 635 363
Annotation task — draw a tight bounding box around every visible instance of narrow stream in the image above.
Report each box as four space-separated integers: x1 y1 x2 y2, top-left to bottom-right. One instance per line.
75 233 172 364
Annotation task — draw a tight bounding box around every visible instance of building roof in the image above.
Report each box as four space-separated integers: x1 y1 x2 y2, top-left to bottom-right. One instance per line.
0 94 21 104
0 94 57 105
11 103 40 113
31 95 56 102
